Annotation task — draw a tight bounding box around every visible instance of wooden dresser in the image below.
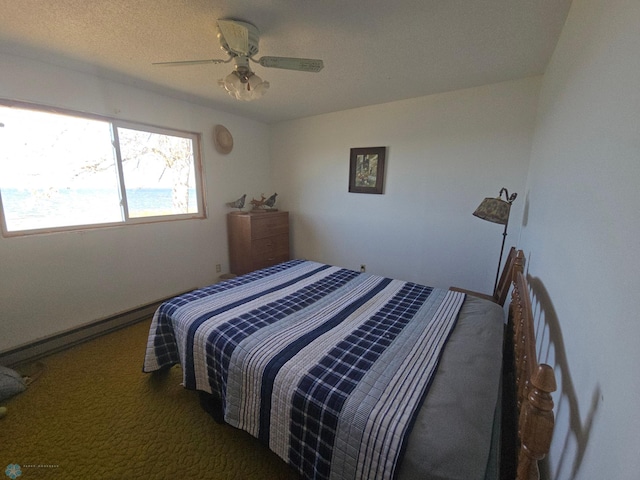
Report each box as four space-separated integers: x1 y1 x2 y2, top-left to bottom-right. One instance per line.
227 211 290 275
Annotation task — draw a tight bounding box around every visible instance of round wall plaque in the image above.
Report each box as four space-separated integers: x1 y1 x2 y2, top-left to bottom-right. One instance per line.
213 124 233 154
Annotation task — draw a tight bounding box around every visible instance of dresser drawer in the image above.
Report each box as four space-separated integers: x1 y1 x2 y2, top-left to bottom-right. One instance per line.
250 213 289 239
251 233 289 263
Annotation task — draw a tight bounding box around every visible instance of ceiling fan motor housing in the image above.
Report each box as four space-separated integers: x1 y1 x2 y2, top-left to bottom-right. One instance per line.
217 20 260 57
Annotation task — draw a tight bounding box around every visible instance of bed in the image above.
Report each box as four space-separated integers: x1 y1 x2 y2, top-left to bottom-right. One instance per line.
143 254 556 480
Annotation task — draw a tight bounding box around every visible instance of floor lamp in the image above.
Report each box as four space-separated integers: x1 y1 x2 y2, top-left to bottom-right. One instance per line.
473 188 517 294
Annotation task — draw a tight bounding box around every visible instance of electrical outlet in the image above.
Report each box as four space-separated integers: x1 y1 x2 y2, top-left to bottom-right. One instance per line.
360 264 366 273
215 264 222 273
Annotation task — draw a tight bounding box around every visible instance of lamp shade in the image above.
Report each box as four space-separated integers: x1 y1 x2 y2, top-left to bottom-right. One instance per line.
473 197 511 225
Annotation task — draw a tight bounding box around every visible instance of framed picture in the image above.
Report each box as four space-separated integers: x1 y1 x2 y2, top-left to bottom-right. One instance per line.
348 146 386 194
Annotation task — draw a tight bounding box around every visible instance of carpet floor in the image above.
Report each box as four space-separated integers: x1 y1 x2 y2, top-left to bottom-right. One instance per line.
0 320 301 480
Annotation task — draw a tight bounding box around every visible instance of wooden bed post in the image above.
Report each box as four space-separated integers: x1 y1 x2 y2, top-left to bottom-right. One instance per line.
505 250 557 480
516 364 557 480
512 250 525 279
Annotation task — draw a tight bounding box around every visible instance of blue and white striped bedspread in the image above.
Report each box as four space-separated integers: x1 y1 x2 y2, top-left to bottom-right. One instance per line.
143 260 465 480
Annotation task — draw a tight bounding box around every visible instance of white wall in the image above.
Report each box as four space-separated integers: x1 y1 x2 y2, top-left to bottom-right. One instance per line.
0 52 272 352
271 77 539 290
518 0 640 478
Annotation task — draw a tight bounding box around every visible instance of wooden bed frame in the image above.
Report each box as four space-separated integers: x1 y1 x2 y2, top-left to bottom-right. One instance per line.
502 250 557 480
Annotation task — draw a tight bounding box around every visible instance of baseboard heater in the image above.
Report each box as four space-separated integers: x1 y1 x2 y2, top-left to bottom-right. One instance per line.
0 290 193 368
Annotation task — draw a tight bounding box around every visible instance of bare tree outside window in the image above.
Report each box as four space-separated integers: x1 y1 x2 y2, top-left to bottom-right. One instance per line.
117 127 197 217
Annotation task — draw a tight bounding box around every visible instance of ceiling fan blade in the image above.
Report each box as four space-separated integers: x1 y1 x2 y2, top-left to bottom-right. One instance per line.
257 56 324 72
152 59 228 66
217 20 249 56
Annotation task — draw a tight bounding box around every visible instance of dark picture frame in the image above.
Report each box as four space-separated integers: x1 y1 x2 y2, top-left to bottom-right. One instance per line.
348 146 386 194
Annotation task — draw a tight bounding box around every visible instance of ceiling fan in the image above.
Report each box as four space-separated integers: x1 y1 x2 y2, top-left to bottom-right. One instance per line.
153 19 324 101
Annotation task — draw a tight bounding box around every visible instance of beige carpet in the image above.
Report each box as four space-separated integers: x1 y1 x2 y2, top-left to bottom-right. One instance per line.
0 320 300 480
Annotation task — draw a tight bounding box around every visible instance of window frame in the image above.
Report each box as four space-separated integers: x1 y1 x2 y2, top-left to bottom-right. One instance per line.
0 99 207 237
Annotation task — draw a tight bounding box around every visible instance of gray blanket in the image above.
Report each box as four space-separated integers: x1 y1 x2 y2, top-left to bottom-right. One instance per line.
397 296 504 480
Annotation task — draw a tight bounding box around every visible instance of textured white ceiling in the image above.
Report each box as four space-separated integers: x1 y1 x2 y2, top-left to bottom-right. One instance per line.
0 0 572 124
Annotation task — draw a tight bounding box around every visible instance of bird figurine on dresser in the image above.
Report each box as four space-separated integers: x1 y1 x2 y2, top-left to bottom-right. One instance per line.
264 193 278 209
226 194 246 210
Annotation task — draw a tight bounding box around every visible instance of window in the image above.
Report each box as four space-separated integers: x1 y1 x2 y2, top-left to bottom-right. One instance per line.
0 101 205 236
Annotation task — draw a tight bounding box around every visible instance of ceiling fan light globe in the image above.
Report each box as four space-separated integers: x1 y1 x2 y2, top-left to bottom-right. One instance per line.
235 91 253 101
252 79 269 98
247 73 266 89
239 75 268 101
217 71 269 101
229 72 244 88
218 72 243 96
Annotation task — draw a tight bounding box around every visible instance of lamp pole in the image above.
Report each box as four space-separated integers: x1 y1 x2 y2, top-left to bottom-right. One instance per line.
492 188 517 295
494 220 509 294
